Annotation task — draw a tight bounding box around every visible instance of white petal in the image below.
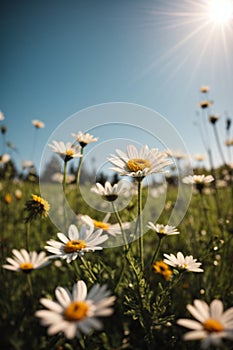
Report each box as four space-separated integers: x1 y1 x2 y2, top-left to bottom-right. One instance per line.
55 287 72 307
73 281 87 301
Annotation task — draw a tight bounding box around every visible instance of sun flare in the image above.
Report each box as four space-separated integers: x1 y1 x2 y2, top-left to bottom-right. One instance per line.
207 0 233 24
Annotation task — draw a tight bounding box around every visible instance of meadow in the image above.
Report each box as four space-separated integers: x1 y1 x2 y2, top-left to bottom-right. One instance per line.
1 108 233 350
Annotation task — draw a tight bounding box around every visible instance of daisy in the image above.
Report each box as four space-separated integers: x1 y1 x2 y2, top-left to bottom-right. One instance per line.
177 299 233 348
147 222 180 238
25 194 50 222
32 119 45 129
71 131 98 148
0 154 10 164
91 181 130 202
163 252 203 273
0 111 5 121
108 145 172 178
35 280 115 339
45 224 108 263
79 214 131 237
3 249 50 273
182 175 214 185
48 140 83 162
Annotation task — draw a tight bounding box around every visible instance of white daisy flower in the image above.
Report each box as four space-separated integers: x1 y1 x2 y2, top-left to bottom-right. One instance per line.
177 299 233 348
48 141 83 162
108 145 172 178
32 119 45 129
182 175 214 185
0 154 11 164
35 280 115 339
147 222 180 238
163 252 203 272
0 111 5 121
79 213 131 237
71 131 98 147
3 249 50 273
45 224 108 263
91 181 131 202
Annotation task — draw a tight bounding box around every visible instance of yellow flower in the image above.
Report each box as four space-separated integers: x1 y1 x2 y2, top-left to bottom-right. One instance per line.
4 193 12 204
153 261 172 281
25 194 50 222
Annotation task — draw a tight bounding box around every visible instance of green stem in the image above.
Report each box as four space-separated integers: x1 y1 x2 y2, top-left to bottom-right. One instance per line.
63 160 68 192
137 179 144 269
27 274 33 297
26 221 30 250
150 238 162 266
112 202 129 251
80 256 96 282
76 147 84 188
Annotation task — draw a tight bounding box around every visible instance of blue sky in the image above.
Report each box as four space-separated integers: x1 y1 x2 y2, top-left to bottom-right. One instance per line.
1 0 233 172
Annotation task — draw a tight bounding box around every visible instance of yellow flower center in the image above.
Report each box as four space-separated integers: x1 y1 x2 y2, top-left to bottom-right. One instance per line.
203 318 224 332
66 149 74 157
64 301 89 321
127 158 151 172
20 262 34 271
31 194 50 216
64 240 87 254
159 228 165 234
93 220 110 230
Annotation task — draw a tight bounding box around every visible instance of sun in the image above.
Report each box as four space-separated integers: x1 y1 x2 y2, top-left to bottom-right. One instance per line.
207 0 233 25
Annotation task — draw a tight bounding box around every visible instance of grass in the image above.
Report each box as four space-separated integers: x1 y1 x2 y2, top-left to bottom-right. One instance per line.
0 173 233 350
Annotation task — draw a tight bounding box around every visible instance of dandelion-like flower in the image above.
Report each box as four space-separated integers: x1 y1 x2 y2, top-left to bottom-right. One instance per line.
153 261 173 281
45 224 108 263
147 222 180 238
91 181 130 202
35 280 115 339
163 252 203 272
32 119 45 129
79 214 130 237
177 299 233 348
108 145 172 179
48 141 83 162
25 194 50 222
71 131 98 148
3 249 50 273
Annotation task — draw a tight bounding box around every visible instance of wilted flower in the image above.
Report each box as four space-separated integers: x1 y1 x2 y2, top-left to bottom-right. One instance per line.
199 100 212 109
3 249 50 273
153 261 173 281
45 224 108 263
164 252 203 272
1 125 7 134
71 131 98 148
48 141 82 163
108 145 172 179
32 119 45 129
147 222 180 238
194 154 206 162
200 86 209 93
35 280 115 339
91 181 130 202
25 194 50 222
79 214 130 237
226 118 231 131
177 299 233 348
209 114 220 125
